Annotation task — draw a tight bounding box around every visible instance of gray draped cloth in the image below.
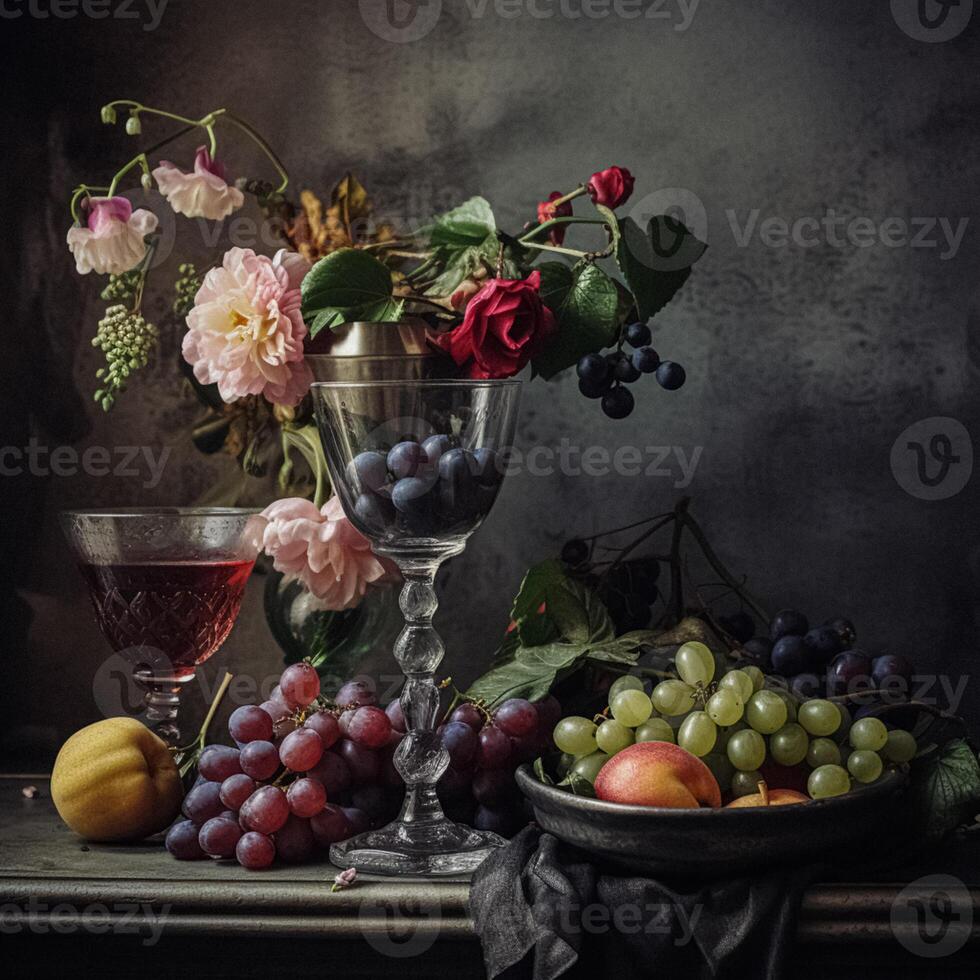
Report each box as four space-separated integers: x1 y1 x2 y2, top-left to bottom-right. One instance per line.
470 826 824 980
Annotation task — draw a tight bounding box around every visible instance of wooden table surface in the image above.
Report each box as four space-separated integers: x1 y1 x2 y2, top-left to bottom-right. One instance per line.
2 776 978 978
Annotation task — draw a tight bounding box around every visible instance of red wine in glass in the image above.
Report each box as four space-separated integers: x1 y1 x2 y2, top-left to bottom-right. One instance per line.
78 558 255 681
62 507 262 746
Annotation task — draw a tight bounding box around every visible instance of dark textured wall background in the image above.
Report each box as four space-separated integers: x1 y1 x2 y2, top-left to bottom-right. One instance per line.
3 0 980 763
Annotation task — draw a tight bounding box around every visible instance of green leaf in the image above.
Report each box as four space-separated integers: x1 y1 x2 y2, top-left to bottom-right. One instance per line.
557 770 596 798
532 757 555 786
509 559 565 648
587 629 661 664
593 203 622 254
511 559 566 622
300 248 403 334
516 642 588 670
427 196 496 246
907 738 980 842
552 575 616 646
615 215 706 322
464 657 563 706
471 560 616 705
533 263 621 380
424 245 490 297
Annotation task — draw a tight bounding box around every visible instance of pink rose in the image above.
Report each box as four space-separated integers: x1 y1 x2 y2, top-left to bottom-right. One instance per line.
586 166 635 209
536 191 573 245
259 496 397 611
432 271 557 379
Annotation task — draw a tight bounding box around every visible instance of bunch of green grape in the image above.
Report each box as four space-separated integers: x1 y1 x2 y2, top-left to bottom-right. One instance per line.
552 641 918 801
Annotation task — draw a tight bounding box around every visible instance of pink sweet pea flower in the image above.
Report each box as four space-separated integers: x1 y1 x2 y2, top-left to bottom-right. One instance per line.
66 196 158 275
153 146 245 221
182 247 314 407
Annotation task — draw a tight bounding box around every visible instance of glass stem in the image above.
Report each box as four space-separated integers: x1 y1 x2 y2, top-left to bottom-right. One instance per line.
391 559 451 828
137 678 182 746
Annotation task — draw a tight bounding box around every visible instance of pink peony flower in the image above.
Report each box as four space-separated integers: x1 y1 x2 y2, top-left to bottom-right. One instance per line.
259 496 397 611
183 247 314 406
152 146 245 221
66 196 158 275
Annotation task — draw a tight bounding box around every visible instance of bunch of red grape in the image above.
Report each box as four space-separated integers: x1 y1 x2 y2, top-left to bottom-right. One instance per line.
166 663 557 868
165 663 404 870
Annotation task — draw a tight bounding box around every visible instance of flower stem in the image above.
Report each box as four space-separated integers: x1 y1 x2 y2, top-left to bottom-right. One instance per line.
99 102 290 194
69 184 111 224
549 185 587 209
107 153 151 197
220 111 290 194
198 671 234 747
520 241 593 259
517 215 606 243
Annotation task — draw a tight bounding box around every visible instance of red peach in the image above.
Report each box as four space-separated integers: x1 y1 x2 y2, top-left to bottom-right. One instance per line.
594 742 721 809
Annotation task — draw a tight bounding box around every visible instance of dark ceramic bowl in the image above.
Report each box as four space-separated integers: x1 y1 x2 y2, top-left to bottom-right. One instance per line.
515 764 910 877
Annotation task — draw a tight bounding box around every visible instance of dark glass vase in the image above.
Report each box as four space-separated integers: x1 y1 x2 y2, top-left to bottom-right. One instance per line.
263 570 400 679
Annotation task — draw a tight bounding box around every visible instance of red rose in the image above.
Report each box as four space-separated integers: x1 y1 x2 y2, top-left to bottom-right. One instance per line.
586 166 635 209
536 191 573 245
433 271 557 379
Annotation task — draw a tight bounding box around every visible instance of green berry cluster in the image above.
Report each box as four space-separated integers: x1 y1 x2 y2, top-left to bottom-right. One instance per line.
92 304 159 412
173 263 202 319
99 270 142 304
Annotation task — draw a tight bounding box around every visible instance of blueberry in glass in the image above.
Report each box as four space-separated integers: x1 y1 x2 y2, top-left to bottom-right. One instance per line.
437 448 478 516
354 492 395 533
422 434 453 466
348 450 390 495
388 441 427 479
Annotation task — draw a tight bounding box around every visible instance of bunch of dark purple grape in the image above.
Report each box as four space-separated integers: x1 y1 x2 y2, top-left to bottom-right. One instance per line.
166 663 405 870
166 665 558 868
728 609 916 718
576 322 686 420
562 538 662 633
348 434 504 539
435 693 560 836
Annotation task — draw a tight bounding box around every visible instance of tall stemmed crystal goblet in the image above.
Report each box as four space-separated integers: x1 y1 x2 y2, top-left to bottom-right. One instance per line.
311 379 522 875
61 508 262 745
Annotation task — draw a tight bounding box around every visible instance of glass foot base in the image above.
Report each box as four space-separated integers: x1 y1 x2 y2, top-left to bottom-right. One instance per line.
329 816 505 876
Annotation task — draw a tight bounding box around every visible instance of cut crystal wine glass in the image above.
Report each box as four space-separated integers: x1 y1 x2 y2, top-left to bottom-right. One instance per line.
61 507 263 745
